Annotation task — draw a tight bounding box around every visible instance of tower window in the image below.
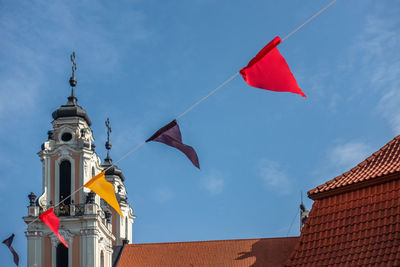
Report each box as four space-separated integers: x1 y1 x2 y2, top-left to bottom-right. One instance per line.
56 243 68 267
61 132 72 142
59 160 71 206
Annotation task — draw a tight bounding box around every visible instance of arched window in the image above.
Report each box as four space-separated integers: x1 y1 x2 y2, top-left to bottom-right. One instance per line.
92 166 95 178
56 243 68 267
59 160 71 205
100 251 105 267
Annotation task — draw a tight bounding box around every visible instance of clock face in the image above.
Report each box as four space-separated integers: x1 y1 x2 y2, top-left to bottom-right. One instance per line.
61 132 73 142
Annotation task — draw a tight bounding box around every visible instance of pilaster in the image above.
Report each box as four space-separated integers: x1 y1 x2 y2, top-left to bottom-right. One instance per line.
25 231 43 267
80 229 100 267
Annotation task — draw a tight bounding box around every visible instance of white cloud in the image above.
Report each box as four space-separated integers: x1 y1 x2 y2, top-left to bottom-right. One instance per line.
202 170 224 195
0 72 39 120
329 141 371 168
378 91 400 133
154 186 173 203
349 14 400 133
258 159 291 195
107 124 146 157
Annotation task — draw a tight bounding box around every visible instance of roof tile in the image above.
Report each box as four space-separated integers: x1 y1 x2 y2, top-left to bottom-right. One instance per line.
118 237 299 267
286 177 400 266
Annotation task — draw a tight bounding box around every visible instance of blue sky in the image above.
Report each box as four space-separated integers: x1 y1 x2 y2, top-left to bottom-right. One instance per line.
1 0 400 264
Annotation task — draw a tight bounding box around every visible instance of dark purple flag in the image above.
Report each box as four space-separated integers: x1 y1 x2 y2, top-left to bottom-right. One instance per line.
146 120 200 168
2 234 19 266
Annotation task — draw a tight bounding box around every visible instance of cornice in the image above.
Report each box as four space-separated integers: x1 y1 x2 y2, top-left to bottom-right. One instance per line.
25 231 43 237
309 172 400 200
80 228 100 237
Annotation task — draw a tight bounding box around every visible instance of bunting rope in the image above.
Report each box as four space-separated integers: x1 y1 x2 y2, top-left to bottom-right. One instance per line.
10 0 338 242
176 0 337 119
286 208 300 237
175 72 240 120
112 140 147 166
281 0 337 42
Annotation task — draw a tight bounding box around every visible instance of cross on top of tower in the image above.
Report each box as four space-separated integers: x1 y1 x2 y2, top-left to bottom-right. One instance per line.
106 118 112 143
105 117 112 163
52 52 92 126
68 52 78 103
70 52 77 78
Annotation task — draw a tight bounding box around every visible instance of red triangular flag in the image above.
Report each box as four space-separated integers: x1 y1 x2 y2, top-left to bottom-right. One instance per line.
39 208 69 248
240 36 306 97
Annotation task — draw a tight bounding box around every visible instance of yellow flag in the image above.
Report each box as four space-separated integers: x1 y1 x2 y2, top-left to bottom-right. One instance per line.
84 171 123 217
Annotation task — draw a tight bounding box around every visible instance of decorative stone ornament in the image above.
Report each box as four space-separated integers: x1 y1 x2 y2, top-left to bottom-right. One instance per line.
49 229 73 247
28 192 37 206
37 188 48 209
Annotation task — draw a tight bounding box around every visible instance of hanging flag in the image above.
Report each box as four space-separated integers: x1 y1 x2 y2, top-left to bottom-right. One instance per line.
146 120 200 168
84 171 123 217
39 208 69 248
240 36 306 97
2 234 19 266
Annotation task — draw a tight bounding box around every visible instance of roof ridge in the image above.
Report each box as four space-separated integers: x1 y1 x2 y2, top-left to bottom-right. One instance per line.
309 134 400 197
127 236 299 246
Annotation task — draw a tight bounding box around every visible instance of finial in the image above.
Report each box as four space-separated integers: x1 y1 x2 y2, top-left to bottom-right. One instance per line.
300 191 306 211
70 52 77 86
68 52 78 105
28 192 37 207
301 191 303 204
105 117 112 163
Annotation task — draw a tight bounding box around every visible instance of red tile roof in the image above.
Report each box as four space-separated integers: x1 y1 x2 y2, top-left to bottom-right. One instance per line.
309 135 400 197
118 237 299 267
286 135 400 266
286 177 400 266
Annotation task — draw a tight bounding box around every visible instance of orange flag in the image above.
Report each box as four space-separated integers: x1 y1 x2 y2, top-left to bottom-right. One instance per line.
84 171 123 217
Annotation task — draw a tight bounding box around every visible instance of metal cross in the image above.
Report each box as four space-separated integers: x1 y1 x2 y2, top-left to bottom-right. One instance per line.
105 117 112 143
70 52 77 77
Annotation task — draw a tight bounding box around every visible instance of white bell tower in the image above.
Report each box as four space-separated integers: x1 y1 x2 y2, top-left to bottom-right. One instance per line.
23 53 135 267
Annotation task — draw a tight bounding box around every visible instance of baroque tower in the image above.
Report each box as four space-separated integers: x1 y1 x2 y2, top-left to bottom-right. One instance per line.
23 53 135 267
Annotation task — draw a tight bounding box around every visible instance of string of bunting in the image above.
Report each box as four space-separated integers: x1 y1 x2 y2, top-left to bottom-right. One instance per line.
2 1 337 265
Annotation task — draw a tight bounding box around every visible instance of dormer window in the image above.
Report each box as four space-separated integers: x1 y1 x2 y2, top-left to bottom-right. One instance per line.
61 132 73 142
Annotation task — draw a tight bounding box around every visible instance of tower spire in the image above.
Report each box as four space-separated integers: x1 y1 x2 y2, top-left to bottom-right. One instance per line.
105 117 112 164
68 52 78 105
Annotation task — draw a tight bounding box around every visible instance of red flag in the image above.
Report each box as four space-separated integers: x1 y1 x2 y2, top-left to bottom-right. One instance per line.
39 208 69 248
240 36 306 97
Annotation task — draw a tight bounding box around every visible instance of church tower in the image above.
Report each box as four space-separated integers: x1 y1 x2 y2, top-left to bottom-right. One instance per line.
23 53 135 267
